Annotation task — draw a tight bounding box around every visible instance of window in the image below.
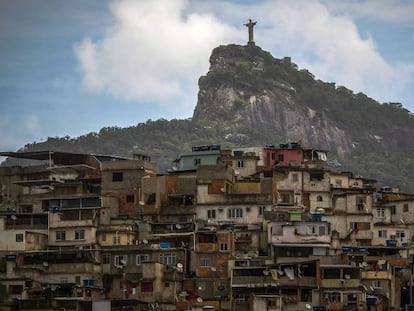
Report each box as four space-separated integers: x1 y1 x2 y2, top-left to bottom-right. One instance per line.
112 172 123 182
319 226 326 235
357 197 365 211
301 289 312 302
404 204 409 212
141 281 153 293
391 206 396 215
194 158 201 166
159 253 177 265
378 230 387 238
278 154 284 162
16 233 24 242
317 195 323 202
237 160 244 168
114 255 127 266
310 172 324 181
9 285 24 295
335 179 342 187
307 225 316 235
220 243 228 251
235 294 248 302
292 173 299 182
228 208 243 218
75 230 85 240
102 253 110 264
221 263 228 273
102 233 106 242
126 195 134 203
279 191 294 204
56 231 66 241
207 209 216 219
113 236 121 245
218 282 226 291
396 230 406 239
325 292 341 303
200 258 209 267
376 208 385 218
136 254 150 265
259 205 266 215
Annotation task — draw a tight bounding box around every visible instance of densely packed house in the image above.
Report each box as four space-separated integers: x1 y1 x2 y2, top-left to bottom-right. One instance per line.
0 144 413 311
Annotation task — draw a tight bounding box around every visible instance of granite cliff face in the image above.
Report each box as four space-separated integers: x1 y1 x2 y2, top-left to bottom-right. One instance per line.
192 45 354 157
192 44 413 163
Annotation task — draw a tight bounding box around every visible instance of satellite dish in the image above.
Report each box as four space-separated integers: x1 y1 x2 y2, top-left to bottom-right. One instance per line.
176 224 182 229
11 215 17 220
263 270 269 276
210 267 216 272
139 201 145 206
43 261 49 267
120 259 127 265
306 304 312 310
142 239 148 244
177 263 183 269
197 297 203 303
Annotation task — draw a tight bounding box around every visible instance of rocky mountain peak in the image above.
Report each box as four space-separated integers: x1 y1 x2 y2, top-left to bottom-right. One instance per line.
192 44 352 156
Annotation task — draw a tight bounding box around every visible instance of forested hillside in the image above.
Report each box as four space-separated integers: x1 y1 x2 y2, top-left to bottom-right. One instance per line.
4 44 414 192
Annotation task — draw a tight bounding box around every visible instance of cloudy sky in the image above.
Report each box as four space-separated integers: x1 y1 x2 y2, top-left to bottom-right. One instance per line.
1 0 414 154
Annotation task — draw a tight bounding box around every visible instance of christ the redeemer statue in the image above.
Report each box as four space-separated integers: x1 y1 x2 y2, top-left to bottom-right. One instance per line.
244 19 257 45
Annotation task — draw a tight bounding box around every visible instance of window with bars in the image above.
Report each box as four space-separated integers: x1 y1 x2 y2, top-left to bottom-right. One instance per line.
228 208 243 218
200 258 209 267
376 208 385 218
75 230 85 240
378 230 387 238
207 209 216 219
159 253 177 265
136 254 150 265
220 243 228 251
56 231 66 241
114 255 127 266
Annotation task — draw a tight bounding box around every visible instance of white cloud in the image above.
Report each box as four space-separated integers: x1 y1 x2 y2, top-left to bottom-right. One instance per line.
75 0 414 112
322 0 414 24
75 0 243 112
251 0 414 103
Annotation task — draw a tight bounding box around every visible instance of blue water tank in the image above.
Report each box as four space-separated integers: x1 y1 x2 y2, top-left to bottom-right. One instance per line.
160 242 171 249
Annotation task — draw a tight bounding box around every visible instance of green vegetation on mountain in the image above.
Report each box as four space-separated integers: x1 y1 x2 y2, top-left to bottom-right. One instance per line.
5 44 414 192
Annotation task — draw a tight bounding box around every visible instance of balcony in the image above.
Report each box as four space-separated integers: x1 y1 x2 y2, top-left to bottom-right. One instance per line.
353 230 373 240
232 274 316 287
232 275 277 287
361 270 391 280
235 235 252 243
276 275 316 286
320 278 361 288
197 243 216 252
